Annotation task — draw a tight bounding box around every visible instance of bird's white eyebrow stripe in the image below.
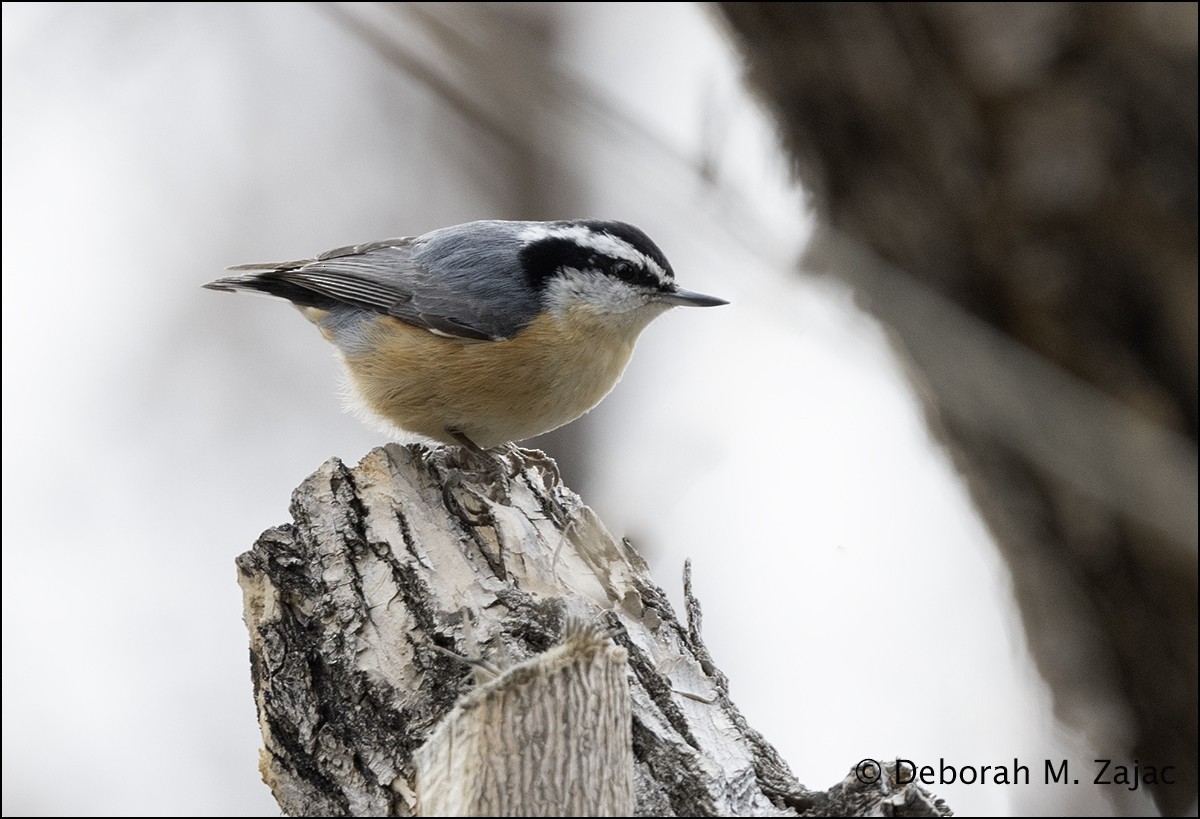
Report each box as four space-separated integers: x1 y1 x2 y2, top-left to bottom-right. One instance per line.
519 224 669 285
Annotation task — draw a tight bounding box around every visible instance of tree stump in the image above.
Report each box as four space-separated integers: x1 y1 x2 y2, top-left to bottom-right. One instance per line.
236 443 950 816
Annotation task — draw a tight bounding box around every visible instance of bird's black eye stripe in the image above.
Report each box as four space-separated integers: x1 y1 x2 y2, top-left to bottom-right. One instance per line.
520 228 675 294
578 220 675 281
520 237 597 288
607 258 665 290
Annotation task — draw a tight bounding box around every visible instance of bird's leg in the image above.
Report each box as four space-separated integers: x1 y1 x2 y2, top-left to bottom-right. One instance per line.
446 427 487 457
443 427 514 507
446 428 524 479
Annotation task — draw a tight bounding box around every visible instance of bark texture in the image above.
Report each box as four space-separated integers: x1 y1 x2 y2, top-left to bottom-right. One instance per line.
237 443 951 816
414 622 633 816
717 4 1197 814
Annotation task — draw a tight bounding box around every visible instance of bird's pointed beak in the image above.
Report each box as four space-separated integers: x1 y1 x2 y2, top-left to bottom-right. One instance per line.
657 286 728 307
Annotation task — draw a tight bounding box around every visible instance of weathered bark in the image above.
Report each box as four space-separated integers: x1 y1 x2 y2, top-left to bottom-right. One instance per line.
414 621 634 816
237 443 951 816
716 4 1197 814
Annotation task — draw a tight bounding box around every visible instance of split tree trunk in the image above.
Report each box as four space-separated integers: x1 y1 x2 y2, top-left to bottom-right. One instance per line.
236 443 950 816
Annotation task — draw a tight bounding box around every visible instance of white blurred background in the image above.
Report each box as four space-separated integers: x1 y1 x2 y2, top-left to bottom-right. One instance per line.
2 4 1154 816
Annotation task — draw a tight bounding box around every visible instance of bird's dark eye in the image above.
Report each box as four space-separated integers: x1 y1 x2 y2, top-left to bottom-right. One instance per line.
611 261 636 281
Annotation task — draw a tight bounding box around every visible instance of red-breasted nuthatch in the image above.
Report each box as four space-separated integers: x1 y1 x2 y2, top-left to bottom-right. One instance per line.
205 219 727 450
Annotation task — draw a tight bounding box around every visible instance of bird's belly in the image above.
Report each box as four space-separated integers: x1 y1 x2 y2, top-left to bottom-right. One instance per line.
340 311 639 447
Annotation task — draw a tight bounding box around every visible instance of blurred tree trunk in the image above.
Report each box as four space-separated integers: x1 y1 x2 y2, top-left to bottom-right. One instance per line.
717 4 1197 814
237 444 950 816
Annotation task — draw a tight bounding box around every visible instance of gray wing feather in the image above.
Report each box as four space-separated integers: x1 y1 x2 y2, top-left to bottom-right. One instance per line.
230 225 539 341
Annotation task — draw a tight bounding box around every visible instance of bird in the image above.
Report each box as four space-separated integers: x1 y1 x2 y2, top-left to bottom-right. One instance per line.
205 219 727 451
